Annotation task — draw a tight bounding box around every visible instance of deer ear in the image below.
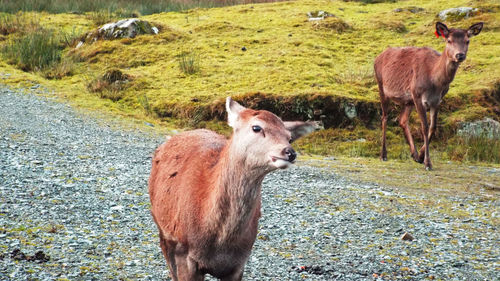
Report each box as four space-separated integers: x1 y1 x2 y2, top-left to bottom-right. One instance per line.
226 97 246 128
435 22 450 38
467 22 483 37
284 121 323 143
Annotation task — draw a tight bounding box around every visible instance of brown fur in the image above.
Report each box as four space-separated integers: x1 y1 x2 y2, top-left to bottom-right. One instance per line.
149 98 319 280
374 22 483 170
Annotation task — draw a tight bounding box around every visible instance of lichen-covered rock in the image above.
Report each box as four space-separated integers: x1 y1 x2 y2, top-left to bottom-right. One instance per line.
307 10 334 21
457 118 500 139
437 7 479 21
78 18 158 46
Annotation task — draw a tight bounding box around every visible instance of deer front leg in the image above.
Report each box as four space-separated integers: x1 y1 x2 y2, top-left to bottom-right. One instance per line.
419 107 438 162
220 267 244 281
414 100 432 170
175 254 204 281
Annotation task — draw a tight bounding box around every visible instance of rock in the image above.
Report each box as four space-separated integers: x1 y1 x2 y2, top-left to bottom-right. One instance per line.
438 7 479 21
344 103 357 119
307 10 334 21
394 7 425 13
11 249 26 261
80 18 159 45
457 118 500 139
401 232 414 241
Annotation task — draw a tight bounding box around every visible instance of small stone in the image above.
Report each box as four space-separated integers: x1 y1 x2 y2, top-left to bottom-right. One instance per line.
241 46 247 51
401 232 414 241
11 249 26 261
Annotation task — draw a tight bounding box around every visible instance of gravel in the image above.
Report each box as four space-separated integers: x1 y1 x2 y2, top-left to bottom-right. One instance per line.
1 86 499 280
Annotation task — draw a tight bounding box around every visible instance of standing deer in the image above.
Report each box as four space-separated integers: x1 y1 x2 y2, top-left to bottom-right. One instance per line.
374 22 483 170
148 97 318 281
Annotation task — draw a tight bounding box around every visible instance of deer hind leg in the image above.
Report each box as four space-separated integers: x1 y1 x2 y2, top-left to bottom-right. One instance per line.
158 233 179 281
380 96 390 161
414 100 432 170
419 107 438 163
399 104 419 162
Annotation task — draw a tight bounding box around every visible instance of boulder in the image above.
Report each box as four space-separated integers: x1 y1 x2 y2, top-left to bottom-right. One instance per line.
78 18 158 46
457 118 500 139
438 7 479 21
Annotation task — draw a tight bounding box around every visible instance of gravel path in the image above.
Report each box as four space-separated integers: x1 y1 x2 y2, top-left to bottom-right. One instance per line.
0 86 498 280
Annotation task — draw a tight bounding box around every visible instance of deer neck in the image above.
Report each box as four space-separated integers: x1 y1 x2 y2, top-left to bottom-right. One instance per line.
206 138 268 243
433 48 460 88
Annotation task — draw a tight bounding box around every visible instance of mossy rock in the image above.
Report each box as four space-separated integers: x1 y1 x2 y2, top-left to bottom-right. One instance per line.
81 19 159 43
437 7 480 21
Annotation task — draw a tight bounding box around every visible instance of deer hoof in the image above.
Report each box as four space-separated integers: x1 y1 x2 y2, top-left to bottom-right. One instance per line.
425 166 432 171
381 157 387 161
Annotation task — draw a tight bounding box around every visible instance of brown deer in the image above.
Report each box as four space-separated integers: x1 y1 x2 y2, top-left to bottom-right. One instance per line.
374 22 483 170
148 97 319 281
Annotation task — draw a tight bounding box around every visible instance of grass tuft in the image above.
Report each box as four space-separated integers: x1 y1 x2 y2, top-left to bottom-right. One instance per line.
446 135 500 163
87 10 117 26
2 28 61 71
312 17 352 34
87 68 132 101
178 51 200 75
43 57 76 79
138 94 152 115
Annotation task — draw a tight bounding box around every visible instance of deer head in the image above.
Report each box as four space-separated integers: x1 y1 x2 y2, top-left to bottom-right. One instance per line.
435 22 483 63
226 97 319 170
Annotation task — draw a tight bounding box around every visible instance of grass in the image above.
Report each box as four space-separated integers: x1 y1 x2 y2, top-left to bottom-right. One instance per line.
2 28 61 71
0 0 286 16
178 51 200 75
0 0 499 163
87 68 132 101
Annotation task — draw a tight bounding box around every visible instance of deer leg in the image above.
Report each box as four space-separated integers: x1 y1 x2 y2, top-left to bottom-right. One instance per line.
399 104 419 162
414 101 432 170
419 107 438 162
220 267 244 281
380 97 390 161
159 234 179 281
175 254 204 281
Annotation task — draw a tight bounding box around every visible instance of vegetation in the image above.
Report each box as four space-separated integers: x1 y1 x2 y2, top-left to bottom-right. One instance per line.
0 0 499 164
178 51 200 75
2 28 61 71
0 0 285 16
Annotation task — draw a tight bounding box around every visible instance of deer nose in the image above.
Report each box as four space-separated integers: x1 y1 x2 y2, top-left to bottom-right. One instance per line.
455 53 466 62
284 147 297 162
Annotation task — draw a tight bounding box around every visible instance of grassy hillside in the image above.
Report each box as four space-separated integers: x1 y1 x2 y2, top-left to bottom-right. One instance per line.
0 0 499 162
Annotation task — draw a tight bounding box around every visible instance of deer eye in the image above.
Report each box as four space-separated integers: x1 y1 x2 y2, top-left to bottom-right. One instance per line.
466 40 470 44
447 39 452 43
252 125 262 133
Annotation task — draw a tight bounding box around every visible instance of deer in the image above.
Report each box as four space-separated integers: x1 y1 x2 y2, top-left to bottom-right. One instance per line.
374 22 483 170
148 97 319 281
